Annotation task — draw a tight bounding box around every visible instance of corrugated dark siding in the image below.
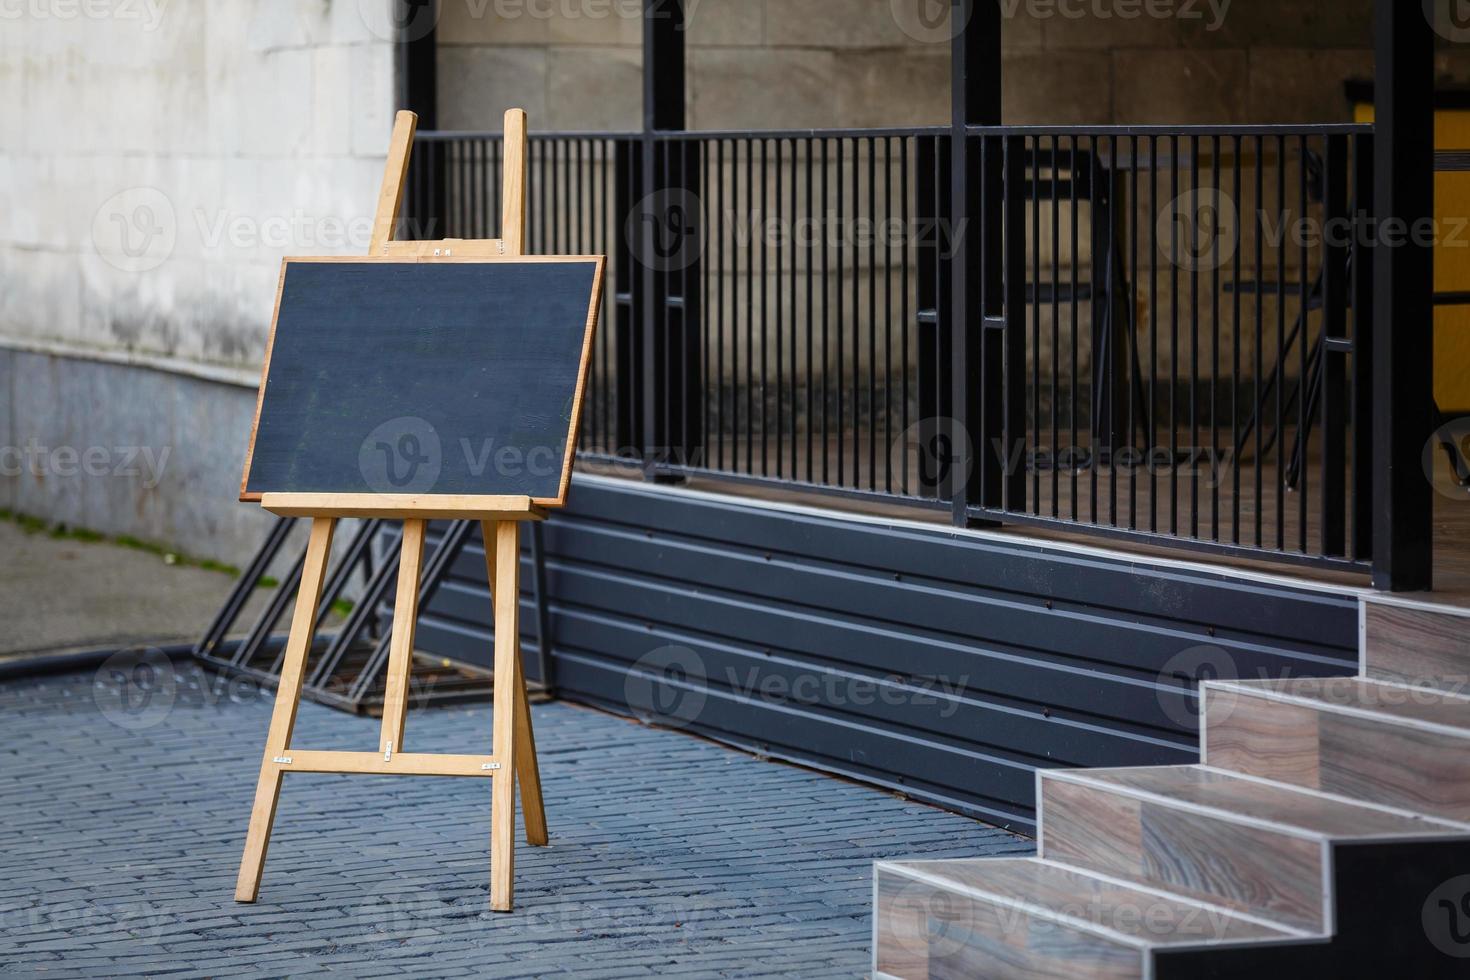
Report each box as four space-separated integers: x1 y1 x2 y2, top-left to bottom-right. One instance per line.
416 475 1360 833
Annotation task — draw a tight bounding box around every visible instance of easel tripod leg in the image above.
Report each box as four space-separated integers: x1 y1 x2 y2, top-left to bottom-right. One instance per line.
235 517 338 903
480 520 549 848
513 655 548 846
488 520 521 911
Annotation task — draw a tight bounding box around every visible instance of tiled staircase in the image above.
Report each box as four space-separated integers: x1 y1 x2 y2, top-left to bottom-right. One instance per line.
874 598 1470 979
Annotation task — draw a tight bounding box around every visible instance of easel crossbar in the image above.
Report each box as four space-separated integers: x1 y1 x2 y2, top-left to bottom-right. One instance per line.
274 750 502 777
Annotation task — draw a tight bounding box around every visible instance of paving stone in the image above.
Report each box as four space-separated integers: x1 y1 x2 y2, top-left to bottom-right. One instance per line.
0 668 1029 975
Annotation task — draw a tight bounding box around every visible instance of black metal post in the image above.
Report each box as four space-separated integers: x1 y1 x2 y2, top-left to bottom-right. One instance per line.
639 0 701 477
394 0 440 239
1371 0 1435 591
950 0 1003 525
393 0 437 127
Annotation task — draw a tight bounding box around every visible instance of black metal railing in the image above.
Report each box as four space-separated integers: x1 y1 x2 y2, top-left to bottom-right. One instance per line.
643 129 951 504
408 131 638 460
404 122 1377 572
952 125 1374 569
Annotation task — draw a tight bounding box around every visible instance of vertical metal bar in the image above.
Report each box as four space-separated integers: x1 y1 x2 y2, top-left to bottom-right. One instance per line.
1170 134 1180 536
869 136 879 491
1052 134 1061 518
775 138 784 478
916 137 937 498
717 139 728 471
1070 135 1080 521
746 139 756 475
900 136 909 493
1033 135 1043 515
1321 134 1349 558
884 137 895 494
1103 134 1115 524
806 138 817 484
1091 134 1102 525
836 137 846 486
1254 135 1265 548
1232 135 1242 544
1129 135 1139 530
537 139 547 252
701 139 711 467
1002 135 1028 513
822 137 832 486
613 139 637 456
1190 134 1200 539
1150 135 1160 533
1298 134 1311 552
851 136 862 488
793 137 802 482
1352 132 1376 562
761 138 770 477
1211 135 1221 541
1276 134 1287 551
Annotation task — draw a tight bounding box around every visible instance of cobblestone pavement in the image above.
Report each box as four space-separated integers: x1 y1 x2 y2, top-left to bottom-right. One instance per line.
0 666 1029 977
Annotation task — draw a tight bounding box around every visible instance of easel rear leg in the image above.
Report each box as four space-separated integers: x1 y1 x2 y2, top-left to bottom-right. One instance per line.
235 517 337 902
480 520 548 848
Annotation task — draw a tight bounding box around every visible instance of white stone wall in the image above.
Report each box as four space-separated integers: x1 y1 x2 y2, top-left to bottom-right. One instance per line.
0 0 396 372
0 0 398 562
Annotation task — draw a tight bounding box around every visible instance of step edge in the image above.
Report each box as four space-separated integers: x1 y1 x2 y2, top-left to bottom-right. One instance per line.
1362 593 1470 620
1195 763 1470 833
1365 664 1470 695
876 858 1321 952
1031 857 1318 940
1149 933 1336 962
1204 678 1470 737
1042 767 1457 841
876 860 1154 950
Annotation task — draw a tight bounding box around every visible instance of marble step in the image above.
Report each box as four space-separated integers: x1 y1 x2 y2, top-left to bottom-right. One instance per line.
873 856 1302 980
1362 599 1470 693
1202 676 1470 823
1036 765 1460 933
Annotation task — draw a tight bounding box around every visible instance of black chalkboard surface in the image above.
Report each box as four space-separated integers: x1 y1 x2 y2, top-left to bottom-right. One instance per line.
241 257 603 505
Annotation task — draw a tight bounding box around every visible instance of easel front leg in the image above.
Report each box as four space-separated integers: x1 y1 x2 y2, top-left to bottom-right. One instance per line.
235 517 337 902
489 520 521 911
479 520 548 848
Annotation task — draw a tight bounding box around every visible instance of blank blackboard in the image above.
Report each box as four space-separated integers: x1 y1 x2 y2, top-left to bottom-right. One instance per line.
241 257 603 505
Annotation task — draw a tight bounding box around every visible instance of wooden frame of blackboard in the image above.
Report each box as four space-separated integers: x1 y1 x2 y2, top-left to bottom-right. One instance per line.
237 252 606 510
233 108 589 915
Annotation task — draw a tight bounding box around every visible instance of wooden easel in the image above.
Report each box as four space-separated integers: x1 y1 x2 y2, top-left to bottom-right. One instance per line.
234 108 548 913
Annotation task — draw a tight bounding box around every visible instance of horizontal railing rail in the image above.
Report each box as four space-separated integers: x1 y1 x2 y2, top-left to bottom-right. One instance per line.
404 121 1377 572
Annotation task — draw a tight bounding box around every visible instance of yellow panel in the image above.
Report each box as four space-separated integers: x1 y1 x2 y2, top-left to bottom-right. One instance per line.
1440 309 1470 413
1354 101 1470 408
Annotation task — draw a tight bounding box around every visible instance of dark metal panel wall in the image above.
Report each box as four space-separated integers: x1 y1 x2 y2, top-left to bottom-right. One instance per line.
416 476 1359 833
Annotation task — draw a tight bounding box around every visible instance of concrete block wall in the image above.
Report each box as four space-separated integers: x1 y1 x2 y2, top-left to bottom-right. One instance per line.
435 0 1470 132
